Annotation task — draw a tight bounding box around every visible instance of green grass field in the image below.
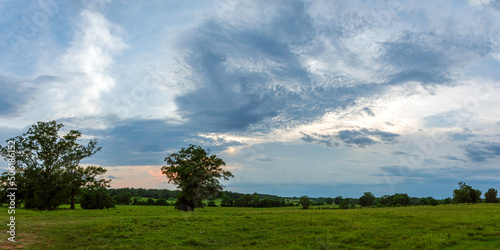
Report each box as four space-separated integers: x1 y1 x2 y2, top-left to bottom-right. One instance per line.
2 203 500 249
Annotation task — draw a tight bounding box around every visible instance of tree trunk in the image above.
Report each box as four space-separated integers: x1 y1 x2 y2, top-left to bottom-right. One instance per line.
70 189 75 209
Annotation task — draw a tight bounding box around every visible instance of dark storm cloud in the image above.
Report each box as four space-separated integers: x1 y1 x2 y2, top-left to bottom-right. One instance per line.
462 141 500 163
174 1 314 132
170 0 492 136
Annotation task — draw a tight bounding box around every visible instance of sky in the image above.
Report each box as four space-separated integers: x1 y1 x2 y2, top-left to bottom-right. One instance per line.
1 0 500 199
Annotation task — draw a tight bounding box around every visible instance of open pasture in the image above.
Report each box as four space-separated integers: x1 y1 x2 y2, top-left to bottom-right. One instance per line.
2 203 500 249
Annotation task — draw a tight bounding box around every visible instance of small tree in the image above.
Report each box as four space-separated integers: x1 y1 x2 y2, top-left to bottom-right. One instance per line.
162 145 233 211
485 188 498 203
359 192 375 207
80 187 115 210
147 197 155 205
66 165 111 209
339 200 349 209
155 198 168 206
299 195 312 209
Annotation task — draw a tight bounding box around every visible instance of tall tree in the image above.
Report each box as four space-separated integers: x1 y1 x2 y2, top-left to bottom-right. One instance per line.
453 182 481 204
0 121 101 210
162 145 233 211
359 192 375 207
299 195 312 209
485 188 498 203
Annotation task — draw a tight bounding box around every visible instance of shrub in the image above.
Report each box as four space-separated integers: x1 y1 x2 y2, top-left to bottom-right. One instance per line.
80 188 115 210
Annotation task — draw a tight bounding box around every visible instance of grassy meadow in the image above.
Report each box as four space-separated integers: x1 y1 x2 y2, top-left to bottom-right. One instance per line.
1 203 500 249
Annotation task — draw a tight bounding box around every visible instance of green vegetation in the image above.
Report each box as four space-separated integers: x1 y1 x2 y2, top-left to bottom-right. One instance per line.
453 182 482 204
0 121 109 211
162 144 233 211
2 203 500 249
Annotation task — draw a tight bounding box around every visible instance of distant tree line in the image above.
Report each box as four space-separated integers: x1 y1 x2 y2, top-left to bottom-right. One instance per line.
1 122 499 211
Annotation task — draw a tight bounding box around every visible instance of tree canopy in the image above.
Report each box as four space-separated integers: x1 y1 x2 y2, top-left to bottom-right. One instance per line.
161 145 233 211
299 195 312 209
0 121 107 210
359 192 375 207
484 188 498 203
453 182 481 204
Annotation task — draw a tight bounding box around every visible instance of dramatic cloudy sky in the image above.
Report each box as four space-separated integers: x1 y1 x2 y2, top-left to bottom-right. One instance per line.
1 0 500 198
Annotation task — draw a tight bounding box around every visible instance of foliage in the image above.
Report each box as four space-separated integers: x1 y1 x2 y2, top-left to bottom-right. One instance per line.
155 198 168 206
108 188 180 200
420 198 429 205
359 192 375 207
325 197 333 205
379 193 411 207
484 188 498 203
79 187 115 210
147 198 155 205
233 193 285 208
115 192 132 205
207 200 218 207
428 197 439 206
453 182 481 204
334 196 343 205
339 200 349 209
162 145 233 211
443 197 452 205
67 165 111 209
220 195 234 207
299 196 312 209
0 121 102 210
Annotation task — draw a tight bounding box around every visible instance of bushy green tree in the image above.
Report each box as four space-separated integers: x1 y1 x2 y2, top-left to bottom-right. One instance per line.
359 192 375 207
66 165 111 209
220 195 234 207
155 198 168 206
116 192 132 205
0 121 101 210
428 197 439 206
299 195 312 209
147 197 155 205
453 182 481 204
485 188 498 203
162 145 233 211
80 187 115 210
420 198 429 205
339 200 349 209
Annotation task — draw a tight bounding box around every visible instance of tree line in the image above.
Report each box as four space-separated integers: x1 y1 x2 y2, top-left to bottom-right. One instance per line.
1 121 499 211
